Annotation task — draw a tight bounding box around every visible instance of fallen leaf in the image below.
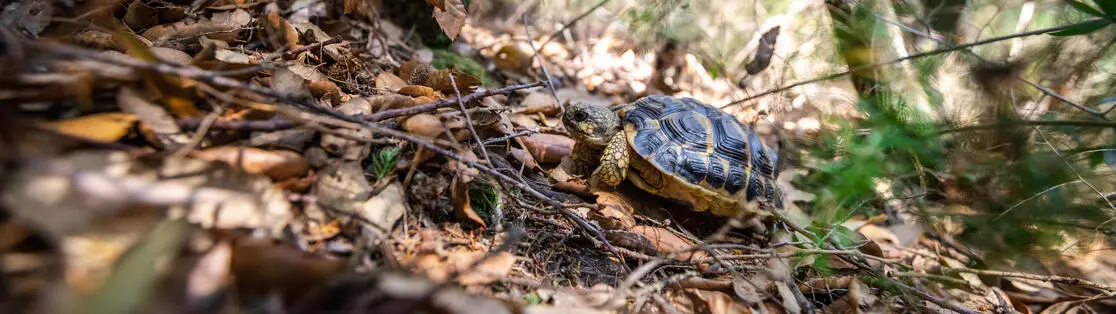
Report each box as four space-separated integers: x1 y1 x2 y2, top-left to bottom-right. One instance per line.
360 182 408 236
1 151 292 237
44 112 137 142
427 68 481 93
117 86 189 150
671 289 751 314
230 235 346 303
123 0 159 31
591 192 637 230
452 175 486 227
508 147 541 170
425 0 446 11
375 72 409 92
431 0 467 40
630 226 706 261
264 9 300 51
192 146 310 181
457 252 518 285
518 133 574 165
398 85 439 98
185 240 232 300
517 91 561 115
271 66 313 98
401 113 446 138
356 94 415 113
308 80 344 105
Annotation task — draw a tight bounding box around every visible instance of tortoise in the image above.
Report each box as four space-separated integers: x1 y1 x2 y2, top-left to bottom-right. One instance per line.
562 95 783 217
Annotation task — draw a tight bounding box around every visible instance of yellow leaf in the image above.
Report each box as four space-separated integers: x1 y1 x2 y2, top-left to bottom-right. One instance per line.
45 112 137 142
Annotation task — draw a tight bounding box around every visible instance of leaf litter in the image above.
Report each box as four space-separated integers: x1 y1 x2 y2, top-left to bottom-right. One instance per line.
0 1 1114 314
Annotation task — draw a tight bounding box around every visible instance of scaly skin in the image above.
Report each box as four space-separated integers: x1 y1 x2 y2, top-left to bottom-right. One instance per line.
591 132 630 187
562 102 622 182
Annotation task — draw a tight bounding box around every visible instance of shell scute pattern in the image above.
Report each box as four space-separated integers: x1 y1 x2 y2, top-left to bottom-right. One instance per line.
622 95 779 205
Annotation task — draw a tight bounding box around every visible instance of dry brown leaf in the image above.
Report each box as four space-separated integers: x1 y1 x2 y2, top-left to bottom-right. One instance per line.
44 112 137 142
856 224 900 255
451 175 486 228
457 252 518 285
117 86 189 150
361 94 415 112
186 240 232 299
264 10 300 51
113 28 201 117
431 0 467 40
518 133 574 165
591 192 636 230
428 68 481 93
398 85 439 98
402 113 446 138
124 0 159 31
425 0 446 11
360 182 407 236
230 235 346 302
192 146 310 181
375 72 409 92
1 151 292 237
670 289 751 314
517 91 561 115
308 80 343 105
509 147 540 170
630 226 707 261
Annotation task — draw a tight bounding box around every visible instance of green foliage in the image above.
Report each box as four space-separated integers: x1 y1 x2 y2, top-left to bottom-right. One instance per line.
367 146 401 181
469 177 503 226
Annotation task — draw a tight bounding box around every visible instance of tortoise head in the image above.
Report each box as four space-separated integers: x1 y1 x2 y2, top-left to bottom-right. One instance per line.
562 103 620 147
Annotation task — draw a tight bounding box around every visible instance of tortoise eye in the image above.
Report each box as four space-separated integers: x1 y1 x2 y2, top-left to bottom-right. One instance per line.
571 110 589 121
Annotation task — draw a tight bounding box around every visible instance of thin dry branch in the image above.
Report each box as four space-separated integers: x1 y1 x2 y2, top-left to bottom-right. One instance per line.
720 17 1112 109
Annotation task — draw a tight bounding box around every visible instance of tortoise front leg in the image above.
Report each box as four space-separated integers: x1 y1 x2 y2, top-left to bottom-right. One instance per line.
590 132 630 188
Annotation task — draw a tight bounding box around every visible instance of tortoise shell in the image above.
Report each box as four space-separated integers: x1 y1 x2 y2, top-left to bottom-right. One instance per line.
613 95 783 215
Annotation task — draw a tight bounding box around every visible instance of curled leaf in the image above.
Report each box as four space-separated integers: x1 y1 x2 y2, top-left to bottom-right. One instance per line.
192 146 310 180
518 133 574 164
44 112 137 142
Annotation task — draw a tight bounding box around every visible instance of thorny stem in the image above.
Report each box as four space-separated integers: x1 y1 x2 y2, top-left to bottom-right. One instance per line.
720 17 1112 109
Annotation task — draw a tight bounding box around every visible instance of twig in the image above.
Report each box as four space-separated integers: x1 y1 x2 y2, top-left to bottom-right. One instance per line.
1031 127 1116 224
522 16 562 107
937 119 1116 134
178 118 298 131
719 17 1112 109
363 82 546 121
448 73 491 164
537 0 611 49
481 129 538 145
28 36 628 284
1020 79 1108 119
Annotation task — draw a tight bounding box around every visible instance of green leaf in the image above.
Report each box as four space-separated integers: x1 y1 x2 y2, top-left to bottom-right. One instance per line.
1094 0 1116 18
1067 0 1106 17
1048 19 1111 36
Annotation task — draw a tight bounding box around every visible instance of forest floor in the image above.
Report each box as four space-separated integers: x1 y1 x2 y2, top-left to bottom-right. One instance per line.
1 0 1114 313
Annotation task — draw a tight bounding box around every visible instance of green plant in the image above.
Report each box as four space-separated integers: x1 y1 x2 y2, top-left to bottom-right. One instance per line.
367 146 401 181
